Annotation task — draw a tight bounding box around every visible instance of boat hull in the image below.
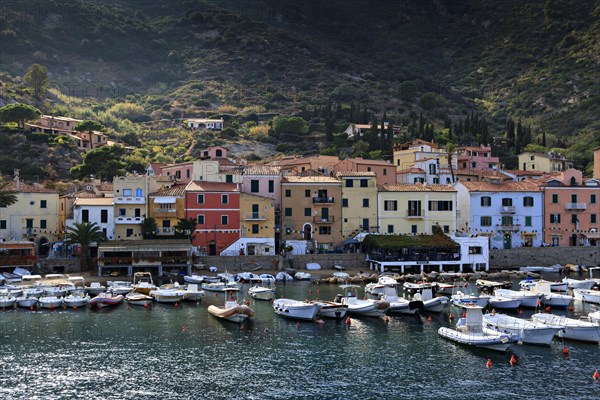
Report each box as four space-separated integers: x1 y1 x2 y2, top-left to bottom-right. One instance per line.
0 298 16 308
64 298 89 308
532 313 600 343
482 314 559 346
208 304 254 323
312 301 348 319
573 289 600 304
541 294 573 308
17 298 38 308
422 297 449 313
89 294 124 309
248 287 276 301
38 298 63 309
273 299 320 320
438 327 512 352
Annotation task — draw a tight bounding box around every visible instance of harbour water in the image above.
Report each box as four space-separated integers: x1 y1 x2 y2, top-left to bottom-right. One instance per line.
1 278 599 400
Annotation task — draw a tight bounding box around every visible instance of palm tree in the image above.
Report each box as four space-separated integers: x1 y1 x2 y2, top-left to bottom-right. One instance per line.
64 222 106 271
175 217 197 242
0 179 17 207
444 142 457 184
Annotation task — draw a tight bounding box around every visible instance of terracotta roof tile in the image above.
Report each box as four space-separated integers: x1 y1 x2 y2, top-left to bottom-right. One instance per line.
378 184 456 192
459 180 541 192
149 185 187 197
334 171 377 177
5 181 58 194
185 181 239 192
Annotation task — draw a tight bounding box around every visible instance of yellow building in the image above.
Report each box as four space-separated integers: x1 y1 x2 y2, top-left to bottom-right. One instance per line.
239 193 276 239
281 175 342 251
148 185 187 237
0 180 59 255
518 151 573 173
335 172 378 238
593 147 600 179
377 184 457 235
393 139 448 171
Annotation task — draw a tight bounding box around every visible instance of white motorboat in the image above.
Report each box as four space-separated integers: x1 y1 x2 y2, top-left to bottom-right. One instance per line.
380 284 421 315
131 272 156 295
248 284 276 301
403 282 448 312
573 289 600 305
494 288 541 308
311 300 348 319
519 264 562 273
541 293 573 308
16 296 38 308
85 282 106 296
275 271 294 281
125 292 153 307
365 275 398 296
38 295 63 309
208 291 255 324
450 291 491 308
12 267 31 278
475 279 511 292
294 272 312 281
588 311 600 324
202 280 240 292
435 282 464 296
438 304 513 352
259 274 276 283
182 284 205 302
183 274 205 284
22 287 44 298
562 277 596 290
482 313 560 345
89 292 124 309
273 298 320 320
42 285 69 297
150 288 185 304
520 278 567 292
236 272 261 283
107 281 133 296
489 296 522 310
532 313 600 343
306 263 321 270
63 292 90 309
336 284 389 317
0 292 16 308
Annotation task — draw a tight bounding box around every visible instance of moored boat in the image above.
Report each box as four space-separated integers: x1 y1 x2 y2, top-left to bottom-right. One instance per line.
365 275 398 296
450 291 491 309
107 281 133 296
131 272 156 295
16 295 38 308
0 292 16 308
531 313 600 343
63 292 90 308
38 295 63 309
273 298 320 320
541 292 573 308
562 277 596 290
494 288 541 308
208 289 255 323
482 313 560 345
89 292 124 309
588 311 600 324
438 304 513 352
475 279 511 292
380 284 422 315
85 282 106 296
182 284 205 302
125 292 153 307
403 282 448 312
183 274 205 284
573 288 600 305
275 271 294 282
294 272 311 281
311 300 348 319
336 284 388 317
149 288 185 304
488 296 522 310
248 284 276 301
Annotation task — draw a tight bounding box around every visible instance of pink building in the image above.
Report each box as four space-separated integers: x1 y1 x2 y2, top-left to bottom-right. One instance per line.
541 169 600 246
239 165 282 209
457 145 500 172
333 158 395 185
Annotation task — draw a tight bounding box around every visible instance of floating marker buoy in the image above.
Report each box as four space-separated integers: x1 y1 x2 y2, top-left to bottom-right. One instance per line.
175 302 179 307
245 299 250 306
563 345 569 355
545 306 551 313
309 290 313 295
462 312 466 318
73 305 77 311
183 325 187 332
50 304 54 311
144 302 149 308
568 306 574 312
214 293 218 297
385 316 390 324
29 305 34 311
519 309 523 316
594 370 599 380
509 355 517 366
295 321 300 329
346 316 351 326
449 313 454 320
486 358 492 368
427 315 432 321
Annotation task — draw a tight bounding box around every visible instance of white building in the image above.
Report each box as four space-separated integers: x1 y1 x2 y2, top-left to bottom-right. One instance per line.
187 118 224 130
454 180 543 249
71 198 115 240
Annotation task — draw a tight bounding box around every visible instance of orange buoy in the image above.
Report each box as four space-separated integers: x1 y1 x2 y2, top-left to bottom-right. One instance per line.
593 370 599 380
427 315 432 321
449 313 454 320
568 306 574 312
519 309 523 316
29 305 34 311
175 302 179 307
245 299 250 306
462 312 466 318
509 355 517 366
486 358 493 368
346 316 351 326
73 305 77 311
385 316 390 323
183 325 187 332
545 306 551 313
563 345 569 355
295 321 300 329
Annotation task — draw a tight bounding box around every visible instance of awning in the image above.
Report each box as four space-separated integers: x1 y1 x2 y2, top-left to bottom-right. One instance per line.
341 237 359 245
522 232 537 236
154 197 176 204
582 232 600 239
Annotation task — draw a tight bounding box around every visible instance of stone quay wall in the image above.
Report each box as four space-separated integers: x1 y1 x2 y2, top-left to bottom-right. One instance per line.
489 246 599 269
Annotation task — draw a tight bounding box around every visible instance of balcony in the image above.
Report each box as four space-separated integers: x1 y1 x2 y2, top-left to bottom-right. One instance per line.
406 209 424 218
500 206 516 214
496 224 521 231
115 216 143 224
565 203 587 211
114 196 145 204
154 207 176 213
243 212 267 221
156 227 176 236
313 197 334 204
313 216 334 224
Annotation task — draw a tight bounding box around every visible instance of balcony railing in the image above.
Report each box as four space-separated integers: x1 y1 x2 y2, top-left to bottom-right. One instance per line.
312 197 334 204
406 209 424 218
154 207 176 213
115 216 143 224
565 203 587 210
243 212 267 220
496 224 521 231
114 196 145 204
313 216 334 224
500 206 516 213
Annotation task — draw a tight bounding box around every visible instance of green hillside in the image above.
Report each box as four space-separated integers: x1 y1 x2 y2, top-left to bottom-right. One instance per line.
0 0 598 179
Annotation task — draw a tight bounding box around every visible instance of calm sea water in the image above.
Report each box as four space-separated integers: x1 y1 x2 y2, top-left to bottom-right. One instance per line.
1 276 599 400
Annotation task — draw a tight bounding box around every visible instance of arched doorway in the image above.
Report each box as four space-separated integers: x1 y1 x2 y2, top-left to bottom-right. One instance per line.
38 237 49 256
303 223 312 240
569 234 577 246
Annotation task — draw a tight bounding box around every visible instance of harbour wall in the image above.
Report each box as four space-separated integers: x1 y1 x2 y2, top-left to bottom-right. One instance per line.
489 246 599 269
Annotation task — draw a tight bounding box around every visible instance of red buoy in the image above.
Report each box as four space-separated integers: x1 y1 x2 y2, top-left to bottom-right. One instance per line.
295 321 300 329
385 316 390 324
183 325 187 332
29 305 34 311
309 290 313 295
449 313 454 320
509 355 517 366
545 306 551 313
144 303 149 309
427 315 432 321
346 316 351 326
519 309 523 316
73 305 77 311
462 312 466 318
594 370 599 380
568 306 574 312
175 302 179 307
486 358 492 369
50 304 54 311
214 293 218 297
563 345 569 355
245 299 250 306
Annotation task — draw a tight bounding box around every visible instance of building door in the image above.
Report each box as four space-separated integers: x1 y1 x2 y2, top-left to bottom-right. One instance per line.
252 204 259 219
569 234 577 246
303 224 312 240
209 240 217 256
503 233 512 249
321 207 329 221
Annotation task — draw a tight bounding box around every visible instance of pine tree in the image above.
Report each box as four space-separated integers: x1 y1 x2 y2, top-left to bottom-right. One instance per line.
506 118 515 148
541 131 547 147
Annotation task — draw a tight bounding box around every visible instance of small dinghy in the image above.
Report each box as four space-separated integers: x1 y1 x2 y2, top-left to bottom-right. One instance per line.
125 292 153 307
248 284 276 301
438 304 513 352
273 298 320 321
89 292 124 309
63 292 90 309
208 289 255 323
